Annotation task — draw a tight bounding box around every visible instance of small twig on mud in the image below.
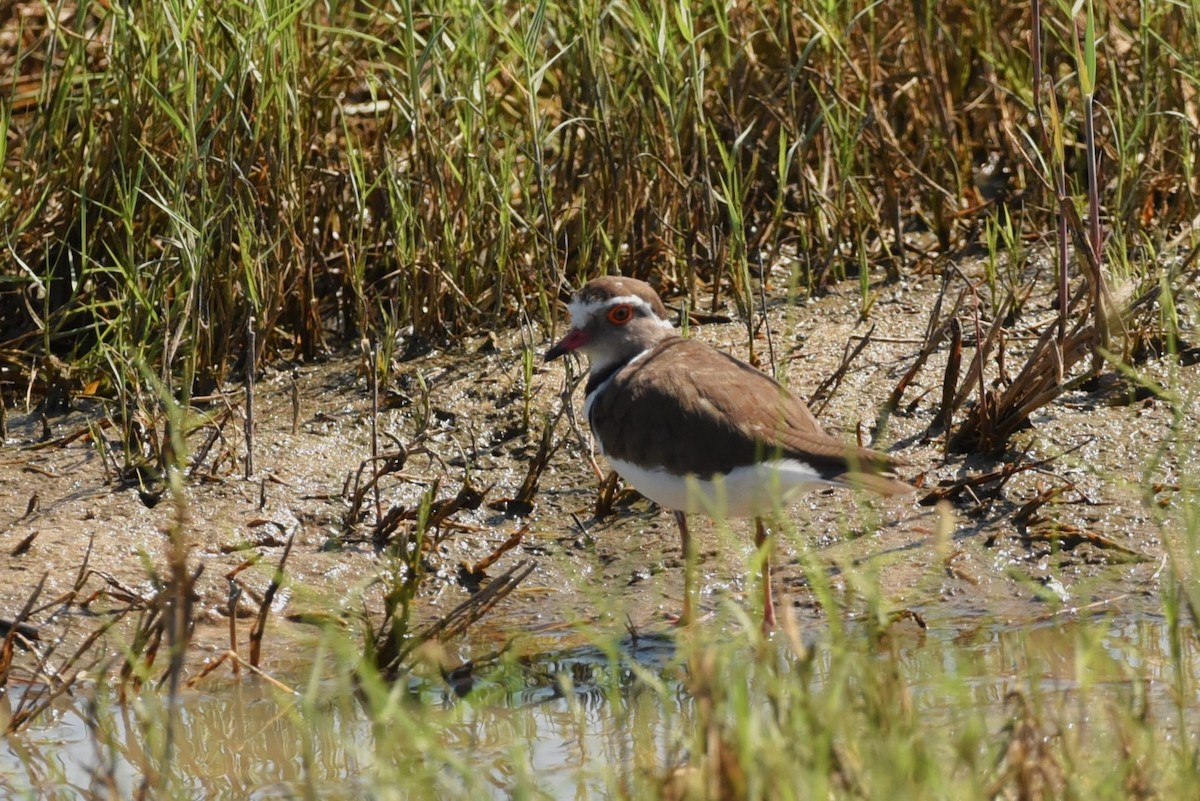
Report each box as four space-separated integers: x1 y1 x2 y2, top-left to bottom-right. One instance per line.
9 530 37 557
917 440 1089 507
21 463 58 478
27 417 114 451
425 482 490 534
807 324 876 417
1010 484 1070 528
188 409 234 477
364 480 490 551
249 525 297 668
462 525 529 578
78 569 152 612
515 416 561 505
491 402 571 515
368 505 410 552
1017 523 1146 560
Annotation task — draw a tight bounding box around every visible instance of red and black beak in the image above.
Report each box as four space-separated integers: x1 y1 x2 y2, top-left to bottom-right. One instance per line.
544 328 591 362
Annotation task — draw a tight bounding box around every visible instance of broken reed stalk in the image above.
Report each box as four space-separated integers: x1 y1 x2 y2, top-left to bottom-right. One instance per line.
882 281 963 417
949 280 1003 417
370 341 381 525
0 573 46 688
248 526 297 668
244 316 256 480
514 414 561 507
938 317 963 435
463 525 529 577
290 370 300 435
593 469 622 519
344 449 408 532
227 579 241 677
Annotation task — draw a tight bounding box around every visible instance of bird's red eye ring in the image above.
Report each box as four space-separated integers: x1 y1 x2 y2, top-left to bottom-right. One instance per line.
607 304 634 325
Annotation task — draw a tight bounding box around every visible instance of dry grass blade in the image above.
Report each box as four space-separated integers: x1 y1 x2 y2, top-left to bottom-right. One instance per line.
415 559 537 645
372 558 537 680
948 316 1094 453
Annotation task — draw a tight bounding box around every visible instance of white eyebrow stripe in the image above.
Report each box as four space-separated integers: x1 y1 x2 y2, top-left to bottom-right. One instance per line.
568 294 674 329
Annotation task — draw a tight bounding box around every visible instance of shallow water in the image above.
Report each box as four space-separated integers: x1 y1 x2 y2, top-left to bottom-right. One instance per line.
2 614 1192 799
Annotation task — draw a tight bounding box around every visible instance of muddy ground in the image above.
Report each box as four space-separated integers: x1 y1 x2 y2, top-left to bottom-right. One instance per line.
0 274 1185 667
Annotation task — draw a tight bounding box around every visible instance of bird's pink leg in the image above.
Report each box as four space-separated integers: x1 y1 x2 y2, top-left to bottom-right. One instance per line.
670 510 696 626
756 517 776 632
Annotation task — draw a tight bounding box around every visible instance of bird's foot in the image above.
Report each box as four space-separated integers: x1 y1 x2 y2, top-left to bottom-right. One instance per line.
664 610 715 627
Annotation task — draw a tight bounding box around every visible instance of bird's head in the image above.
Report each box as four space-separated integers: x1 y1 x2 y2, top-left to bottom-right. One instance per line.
544 277 675 373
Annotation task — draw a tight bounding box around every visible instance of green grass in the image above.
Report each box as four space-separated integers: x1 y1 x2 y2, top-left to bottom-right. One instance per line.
2 0 1197 400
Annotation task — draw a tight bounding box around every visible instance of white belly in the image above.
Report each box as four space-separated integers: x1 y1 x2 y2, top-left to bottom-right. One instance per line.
607 456 832 519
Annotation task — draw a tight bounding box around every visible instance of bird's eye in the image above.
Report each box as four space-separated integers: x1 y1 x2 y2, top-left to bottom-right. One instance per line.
607 304 634 325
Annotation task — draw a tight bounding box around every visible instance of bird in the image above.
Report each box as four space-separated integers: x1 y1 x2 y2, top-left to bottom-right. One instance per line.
544 275 912 630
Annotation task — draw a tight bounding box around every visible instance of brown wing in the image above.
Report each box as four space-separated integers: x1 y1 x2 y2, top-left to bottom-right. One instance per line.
590 338 905 487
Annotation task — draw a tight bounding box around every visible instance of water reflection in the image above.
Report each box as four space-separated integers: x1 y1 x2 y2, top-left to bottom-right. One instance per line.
1 617 1193 799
